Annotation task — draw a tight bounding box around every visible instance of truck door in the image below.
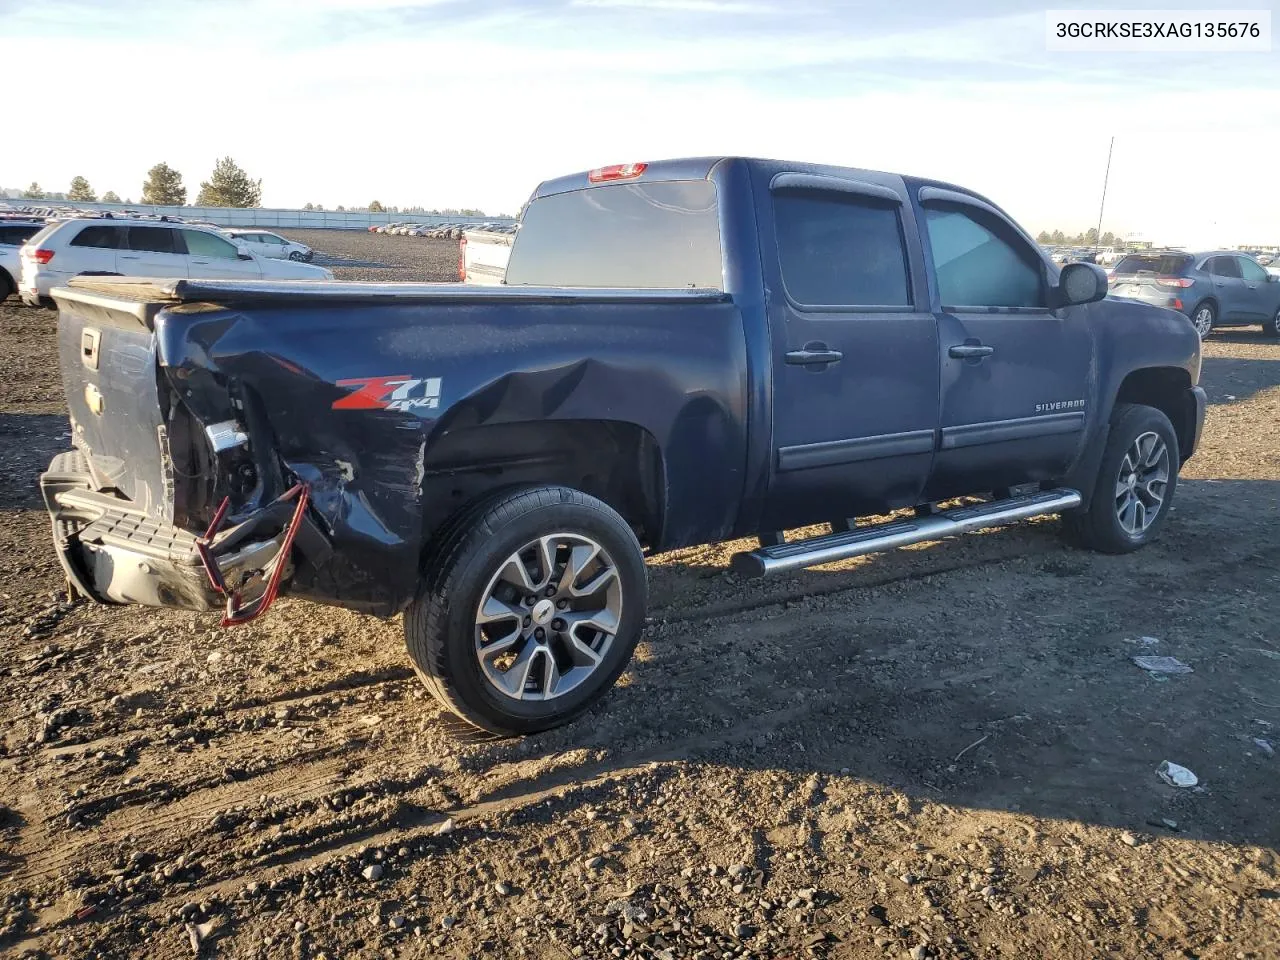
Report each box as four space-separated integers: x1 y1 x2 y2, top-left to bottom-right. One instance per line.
1207 255 1247 321
759 172 940 531
914 188 1094 500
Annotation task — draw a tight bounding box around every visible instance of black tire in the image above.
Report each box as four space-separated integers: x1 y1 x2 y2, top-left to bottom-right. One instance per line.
404 485 647 736
1189 300 1215 339
1062 403 1180 554
0 269 13 300
1264 303 1280 339
288 251 305 262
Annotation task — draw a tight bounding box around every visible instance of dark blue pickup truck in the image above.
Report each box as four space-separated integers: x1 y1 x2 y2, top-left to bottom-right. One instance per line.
41 156 1206 734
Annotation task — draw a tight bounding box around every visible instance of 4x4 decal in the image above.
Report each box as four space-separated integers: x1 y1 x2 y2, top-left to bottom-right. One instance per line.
333 375 442 412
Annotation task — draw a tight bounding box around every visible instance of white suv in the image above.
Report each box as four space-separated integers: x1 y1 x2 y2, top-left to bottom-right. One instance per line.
19 218 333 305
222 229 313 262
0 219 47 300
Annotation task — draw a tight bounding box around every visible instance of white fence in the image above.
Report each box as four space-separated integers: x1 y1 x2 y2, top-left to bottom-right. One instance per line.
9 200 513 231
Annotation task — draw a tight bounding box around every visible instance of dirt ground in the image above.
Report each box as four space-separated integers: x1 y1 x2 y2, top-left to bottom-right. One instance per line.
1 233 1277 960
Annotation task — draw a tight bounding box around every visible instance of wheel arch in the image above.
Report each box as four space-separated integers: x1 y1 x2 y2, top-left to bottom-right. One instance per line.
419 418 666 553
1113 366 1197 464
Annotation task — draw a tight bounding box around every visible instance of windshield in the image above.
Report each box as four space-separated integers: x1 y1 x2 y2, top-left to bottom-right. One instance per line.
505 179 722 289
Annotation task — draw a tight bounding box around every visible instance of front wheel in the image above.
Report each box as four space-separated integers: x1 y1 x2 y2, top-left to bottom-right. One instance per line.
404 486 648 736
288 251 305 261
1190 301 1215 339
1265 304 1280 339
1062 403 1179 554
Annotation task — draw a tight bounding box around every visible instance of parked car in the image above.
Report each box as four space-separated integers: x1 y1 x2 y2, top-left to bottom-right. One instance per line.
39 156 1205 735
374 223 403 234
0 219 46 300
18 218 332 304
1108 250 1280 338
460 227 512 284
222 230 313 262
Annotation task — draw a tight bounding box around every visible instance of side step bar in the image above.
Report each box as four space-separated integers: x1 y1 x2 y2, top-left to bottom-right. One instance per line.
730 488 1082 578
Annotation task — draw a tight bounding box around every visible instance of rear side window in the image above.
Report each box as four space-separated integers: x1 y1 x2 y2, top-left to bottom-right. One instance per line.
70 225 123 249
0 224 42 246
505 180 722 289
1209 256 1241 279
127 226 182 254
183 230 239 259
1113 254 1191 275
773 191 910 307
24 221 62 247
924 206 1044 309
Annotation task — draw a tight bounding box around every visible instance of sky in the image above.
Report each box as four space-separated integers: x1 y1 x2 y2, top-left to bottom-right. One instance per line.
1 0 1276 246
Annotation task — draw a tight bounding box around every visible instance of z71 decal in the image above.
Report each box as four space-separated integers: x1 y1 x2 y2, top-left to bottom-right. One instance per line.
333 375 442 412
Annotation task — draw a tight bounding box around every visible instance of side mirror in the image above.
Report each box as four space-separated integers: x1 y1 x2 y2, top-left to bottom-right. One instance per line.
1267 273 1279 282
1053 261 1108 308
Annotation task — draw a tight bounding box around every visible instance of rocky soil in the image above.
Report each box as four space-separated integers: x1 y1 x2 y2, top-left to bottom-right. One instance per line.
0 232 1276 959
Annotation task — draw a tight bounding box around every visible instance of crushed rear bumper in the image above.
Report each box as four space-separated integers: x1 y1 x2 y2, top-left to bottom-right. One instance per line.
39 450 327 618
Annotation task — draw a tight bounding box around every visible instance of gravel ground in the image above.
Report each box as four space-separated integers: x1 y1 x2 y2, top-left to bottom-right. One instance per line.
284 230 462 282
0 232 1277 960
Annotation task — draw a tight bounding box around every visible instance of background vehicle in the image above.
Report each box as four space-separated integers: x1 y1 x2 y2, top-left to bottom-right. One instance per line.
19 218 332 304
0 219 45 300
460 227 512 284
1109 250 1280 338
40 156 1205 736
223 230 313 261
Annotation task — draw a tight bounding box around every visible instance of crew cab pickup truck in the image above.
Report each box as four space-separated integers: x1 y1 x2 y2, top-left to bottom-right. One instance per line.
41 157 1206 735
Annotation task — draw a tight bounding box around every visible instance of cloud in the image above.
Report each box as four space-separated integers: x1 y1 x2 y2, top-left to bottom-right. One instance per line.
0 0 1274 245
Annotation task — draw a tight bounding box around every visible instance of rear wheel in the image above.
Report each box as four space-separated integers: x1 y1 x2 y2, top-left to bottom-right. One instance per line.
1190 301 1215 339
404 486 647 736
0 269 13 300
1062 403 1179 554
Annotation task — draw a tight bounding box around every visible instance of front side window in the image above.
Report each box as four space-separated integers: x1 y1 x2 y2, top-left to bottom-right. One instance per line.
1238 257 1269 282
183 230 240 259
127 226 180 254
924 205 1044 309
70 225 122 249
773 190 910 307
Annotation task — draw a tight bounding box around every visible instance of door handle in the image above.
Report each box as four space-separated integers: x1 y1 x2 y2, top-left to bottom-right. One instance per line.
119 254 140 260
785 347 843 366
949 343 995 359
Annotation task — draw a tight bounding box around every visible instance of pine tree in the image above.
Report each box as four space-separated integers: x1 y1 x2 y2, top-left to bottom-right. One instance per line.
141 163 188 205
68 176 97 202
194 157 262 208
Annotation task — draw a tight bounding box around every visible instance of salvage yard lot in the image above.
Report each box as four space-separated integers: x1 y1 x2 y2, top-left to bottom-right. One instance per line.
0 230 1277 960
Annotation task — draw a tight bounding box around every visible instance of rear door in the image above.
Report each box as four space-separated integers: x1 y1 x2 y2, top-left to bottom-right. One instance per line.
1207 255 1246 321
65 223 123 275
760 172 940 530
184 229 259 279
1236 255 1277 321
917 190 1093 500
119 226 189 278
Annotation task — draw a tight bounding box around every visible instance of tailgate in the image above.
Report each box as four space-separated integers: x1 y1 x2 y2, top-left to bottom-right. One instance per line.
56 291 170 517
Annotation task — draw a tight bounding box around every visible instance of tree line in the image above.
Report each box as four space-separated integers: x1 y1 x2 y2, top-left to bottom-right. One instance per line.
16 157 263 208
1036 228 1120 247
11 163 504 217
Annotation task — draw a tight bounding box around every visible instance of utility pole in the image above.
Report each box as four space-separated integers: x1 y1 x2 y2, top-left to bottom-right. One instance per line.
1095 136 1114 256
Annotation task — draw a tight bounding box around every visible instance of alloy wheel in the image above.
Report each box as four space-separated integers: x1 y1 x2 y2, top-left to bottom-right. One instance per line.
473 533 622 701
1114 431 1170 536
